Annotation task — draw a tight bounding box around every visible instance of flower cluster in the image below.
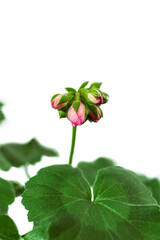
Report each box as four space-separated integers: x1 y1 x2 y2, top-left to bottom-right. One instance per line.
51 82 109 127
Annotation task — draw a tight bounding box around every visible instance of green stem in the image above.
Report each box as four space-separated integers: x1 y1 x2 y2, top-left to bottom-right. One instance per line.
69 126 77 165
24 165 30 179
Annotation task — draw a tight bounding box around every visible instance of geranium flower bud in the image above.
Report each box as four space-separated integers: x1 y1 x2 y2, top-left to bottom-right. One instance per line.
88 105 102 122
88 89 103 105
102 92 109 104
68 101 87 127
51 94 68 109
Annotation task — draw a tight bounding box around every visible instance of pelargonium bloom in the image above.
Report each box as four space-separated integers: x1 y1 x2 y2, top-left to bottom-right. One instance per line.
88 89 103 105
68 101 86 127
89 106 102 122
51 94 68 109
50 81 108 126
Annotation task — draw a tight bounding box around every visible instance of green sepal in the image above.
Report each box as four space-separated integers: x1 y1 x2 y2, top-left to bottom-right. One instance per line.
57 95 68 104
78 81 89 91
58 110 66 118
85 105 89 118
88 104 99 118
89 82 102 89
88 89 100 97
50 94 60 101
65 87 76 93
79 89 88 103
58 93 75 117
67 93 75 102
73 101 80 113
99 107 103 117
102 91 109 103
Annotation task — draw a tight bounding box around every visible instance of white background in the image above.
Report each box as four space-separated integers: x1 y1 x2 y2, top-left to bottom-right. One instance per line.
0 0 160 235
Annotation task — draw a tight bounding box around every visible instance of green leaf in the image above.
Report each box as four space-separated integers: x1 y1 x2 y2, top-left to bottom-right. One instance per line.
0 102 5 124
77 157 115 186
65 88 76 93
0 215 20 240
78 81 89 90
90 82 102 89
145 178 160 204
0 138 58 171
0 177 15 214
22 165 160 240
0 151 11 171
24 225 49 240
0 102 3 108
10 181 25 197
139 175 160 204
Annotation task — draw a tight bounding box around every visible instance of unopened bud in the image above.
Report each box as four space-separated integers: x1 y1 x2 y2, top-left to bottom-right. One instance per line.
68 101 87 127
51 94 68 110
88 89 103 105
88 105 102 122
102 92 109 104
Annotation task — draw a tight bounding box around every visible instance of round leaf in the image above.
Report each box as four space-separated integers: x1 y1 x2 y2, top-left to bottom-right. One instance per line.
22 165 160 240
139 175 160 204
0 177 15 214
0 215 20 240
77 157 115 186
0 138 58 171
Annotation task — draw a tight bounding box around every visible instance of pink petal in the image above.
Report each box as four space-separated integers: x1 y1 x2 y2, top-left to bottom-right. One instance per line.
88 93 99 104
68 106 81 126
51 95 62 109
77 103 86 124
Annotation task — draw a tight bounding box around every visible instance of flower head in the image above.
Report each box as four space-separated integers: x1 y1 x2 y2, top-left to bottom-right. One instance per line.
50 81 108 126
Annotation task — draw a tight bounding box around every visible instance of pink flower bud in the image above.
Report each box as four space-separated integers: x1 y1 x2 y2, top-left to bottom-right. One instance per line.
102 92 109 104
51 94 67 109
68 101 86 127
89 106 102 122
88 89 103 105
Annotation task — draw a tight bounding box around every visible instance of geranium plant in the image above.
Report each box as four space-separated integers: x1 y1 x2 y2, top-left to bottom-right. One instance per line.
0 82 160 240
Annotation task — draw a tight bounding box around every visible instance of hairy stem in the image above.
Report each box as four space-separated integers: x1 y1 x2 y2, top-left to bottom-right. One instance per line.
24 165 30 179
69 126 77 165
